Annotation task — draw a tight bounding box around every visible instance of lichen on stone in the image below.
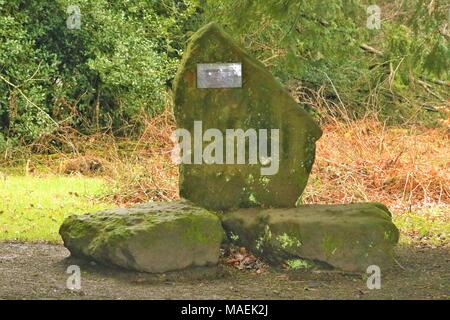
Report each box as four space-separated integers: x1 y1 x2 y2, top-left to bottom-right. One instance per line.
59 200 224 273
221 202 400 272
276 233 302 249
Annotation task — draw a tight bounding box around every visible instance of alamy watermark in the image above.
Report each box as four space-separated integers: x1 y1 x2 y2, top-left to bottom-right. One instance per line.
66 265 81 290
66 5 81 30
171 121 280 175
366 265 381 289
366 5 381 30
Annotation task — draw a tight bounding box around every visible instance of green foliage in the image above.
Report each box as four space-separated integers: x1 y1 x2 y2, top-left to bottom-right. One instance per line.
200 0 449 122
0 0 200 144
0 0 448 147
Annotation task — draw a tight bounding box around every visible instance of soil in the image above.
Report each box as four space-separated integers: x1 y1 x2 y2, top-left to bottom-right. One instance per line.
0 242 448 300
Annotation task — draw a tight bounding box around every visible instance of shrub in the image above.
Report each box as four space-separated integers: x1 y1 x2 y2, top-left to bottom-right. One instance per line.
0 0 200 144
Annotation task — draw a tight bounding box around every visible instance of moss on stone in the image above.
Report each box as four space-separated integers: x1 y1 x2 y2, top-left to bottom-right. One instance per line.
276 233 302 249
59 200 225 273
221 202 400 272
321 234 341 257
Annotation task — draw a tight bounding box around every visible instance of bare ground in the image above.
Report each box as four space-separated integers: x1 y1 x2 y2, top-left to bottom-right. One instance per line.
0 242 448 300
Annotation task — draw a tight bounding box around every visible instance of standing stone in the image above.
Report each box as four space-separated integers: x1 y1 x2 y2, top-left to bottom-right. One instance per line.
174 22 322 211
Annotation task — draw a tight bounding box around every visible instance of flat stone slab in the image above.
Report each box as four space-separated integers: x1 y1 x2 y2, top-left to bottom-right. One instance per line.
60 201 224 273
173 22 322 211
221 202 399 271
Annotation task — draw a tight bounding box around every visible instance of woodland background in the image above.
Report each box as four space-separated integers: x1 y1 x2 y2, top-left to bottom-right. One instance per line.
0 1 448 249
0 0 448 147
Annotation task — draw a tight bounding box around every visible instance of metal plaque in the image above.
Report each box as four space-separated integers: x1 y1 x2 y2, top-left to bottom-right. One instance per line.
197 63 242 88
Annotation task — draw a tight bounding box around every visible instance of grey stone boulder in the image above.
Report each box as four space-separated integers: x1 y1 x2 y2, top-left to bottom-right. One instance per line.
221 202 399 272
60 201 224 273
174 22 322 211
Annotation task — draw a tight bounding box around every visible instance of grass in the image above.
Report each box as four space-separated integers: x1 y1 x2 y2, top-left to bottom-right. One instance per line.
0 175 113 242
393 207 449 247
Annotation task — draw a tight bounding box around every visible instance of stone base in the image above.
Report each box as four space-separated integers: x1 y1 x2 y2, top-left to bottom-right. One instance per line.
59 201 224 273
60 200 399 273
221 202 399 272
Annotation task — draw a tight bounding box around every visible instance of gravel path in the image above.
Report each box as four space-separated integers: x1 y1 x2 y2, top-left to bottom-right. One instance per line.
0 242 448 299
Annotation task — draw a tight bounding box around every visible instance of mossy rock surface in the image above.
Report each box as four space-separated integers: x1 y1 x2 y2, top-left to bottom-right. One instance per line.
59 201 224 273
174 22 322 211
221 202 400 272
